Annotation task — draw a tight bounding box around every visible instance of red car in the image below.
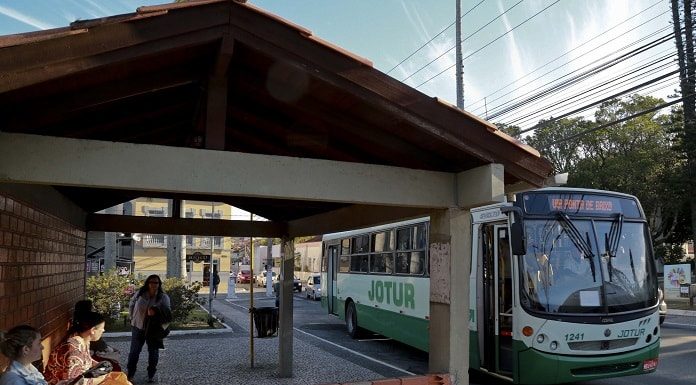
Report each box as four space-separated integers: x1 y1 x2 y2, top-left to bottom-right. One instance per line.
236 269 252 284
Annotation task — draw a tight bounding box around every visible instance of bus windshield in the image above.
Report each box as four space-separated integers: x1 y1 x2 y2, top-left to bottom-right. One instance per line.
520 218 656 315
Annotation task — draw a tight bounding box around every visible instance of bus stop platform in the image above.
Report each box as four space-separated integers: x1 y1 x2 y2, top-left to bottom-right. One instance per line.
102 293 438 385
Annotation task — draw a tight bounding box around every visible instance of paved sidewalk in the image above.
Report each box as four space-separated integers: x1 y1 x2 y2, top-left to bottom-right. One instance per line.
103 293 388 385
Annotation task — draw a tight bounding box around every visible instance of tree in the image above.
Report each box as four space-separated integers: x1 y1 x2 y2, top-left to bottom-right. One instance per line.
671 0 696 250
525 117 592 174
567 95 686 247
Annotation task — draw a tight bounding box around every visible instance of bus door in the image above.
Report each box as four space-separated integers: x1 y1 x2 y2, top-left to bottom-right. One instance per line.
494 225 513 375
326 243 339 315
481 224 513 376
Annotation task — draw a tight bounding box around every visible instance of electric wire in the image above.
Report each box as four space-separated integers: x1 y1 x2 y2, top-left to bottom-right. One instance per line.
385 0 486 75
484 31 675 120
503 51 678 128
502 49 677 126
466 1 667 112
484 28 675 119
512 68 679 132
537 94 692 150
400 0 524 83
414 0 561 89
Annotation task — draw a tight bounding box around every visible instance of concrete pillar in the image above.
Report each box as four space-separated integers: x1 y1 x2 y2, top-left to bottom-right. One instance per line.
166 199 183 278
103 203 123 271
278 237 294 377
428 208 470 385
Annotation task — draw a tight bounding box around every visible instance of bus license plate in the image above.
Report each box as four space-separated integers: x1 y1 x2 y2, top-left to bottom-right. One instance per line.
643 358 658 371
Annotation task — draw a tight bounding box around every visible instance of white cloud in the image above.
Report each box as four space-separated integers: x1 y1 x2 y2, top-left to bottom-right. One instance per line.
0 5 55 30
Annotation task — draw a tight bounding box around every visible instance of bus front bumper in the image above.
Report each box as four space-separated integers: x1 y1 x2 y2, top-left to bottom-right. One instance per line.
516 340 660 384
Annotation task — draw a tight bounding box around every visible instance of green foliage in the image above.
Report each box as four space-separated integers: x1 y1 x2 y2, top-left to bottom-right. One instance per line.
162 278 202 323
86 270 134 320
526 94 691 247
654 243 686 265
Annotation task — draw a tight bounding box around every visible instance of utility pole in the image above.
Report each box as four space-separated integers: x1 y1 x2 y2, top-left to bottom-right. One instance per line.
672 0 696 250
455 0 464 110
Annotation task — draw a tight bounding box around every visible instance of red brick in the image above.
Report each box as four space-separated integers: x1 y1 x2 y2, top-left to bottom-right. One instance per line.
0 195 5 211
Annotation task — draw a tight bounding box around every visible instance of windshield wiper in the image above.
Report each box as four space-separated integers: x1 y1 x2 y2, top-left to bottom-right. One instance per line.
556 212 597 282
604 214 624 282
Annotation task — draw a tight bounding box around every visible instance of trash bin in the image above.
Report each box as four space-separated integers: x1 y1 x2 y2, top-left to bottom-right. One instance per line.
251 307 278 337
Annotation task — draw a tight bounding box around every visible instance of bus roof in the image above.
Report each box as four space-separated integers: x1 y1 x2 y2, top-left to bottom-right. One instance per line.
322 217 429 242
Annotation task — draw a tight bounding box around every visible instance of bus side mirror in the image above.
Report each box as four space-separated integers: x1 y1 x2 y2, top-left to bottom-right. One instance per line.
501 206 526 255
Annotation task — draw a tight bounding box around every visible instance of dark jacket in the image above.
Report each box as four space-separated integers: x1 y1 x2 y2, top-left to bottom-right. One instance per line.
144 305 173 348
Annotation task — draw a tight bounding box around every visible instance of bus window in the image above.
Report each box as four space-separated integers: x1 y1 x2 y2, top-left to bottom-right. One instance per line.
341 238 350 255
396 227 411 250
352 235 369 253
321 251 327 273
414 224 427 249
339 254 350 273
371 231 393 252
396 251 424 275
350 254 369 272
370 253 393 274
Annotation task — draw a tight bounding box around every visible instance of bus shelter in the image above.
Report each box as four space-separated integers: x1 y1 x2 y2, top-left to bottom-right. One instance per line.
0 0 553 382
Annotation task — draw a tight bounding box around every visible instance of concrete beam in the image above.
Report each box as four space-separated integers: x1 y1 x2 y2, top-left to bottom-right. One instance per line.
455 163 505 208
86 214 287 237
288 204 433 237
0 133 455 208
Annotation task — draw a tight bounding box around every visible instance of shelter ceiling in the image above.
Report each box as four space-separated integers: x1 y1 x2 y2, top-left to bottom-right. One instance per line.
0 0 553 222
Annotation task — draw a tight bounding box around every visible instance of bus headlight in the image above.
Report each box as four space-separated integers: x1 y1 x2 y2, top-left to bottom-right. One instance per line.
550 341 558 350
536 334 546 344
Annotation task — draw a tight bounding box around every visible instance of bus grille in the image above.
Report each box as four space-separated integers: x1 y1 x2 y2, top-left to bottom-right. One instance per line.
571 362 640 375
567 338 638 351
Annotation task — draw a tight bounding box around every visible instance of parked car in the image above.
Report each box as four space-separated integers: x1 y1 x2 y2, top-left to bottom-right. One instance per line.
658 287 667 324
236 269 252 284
305 273 321 300
293 276 302 292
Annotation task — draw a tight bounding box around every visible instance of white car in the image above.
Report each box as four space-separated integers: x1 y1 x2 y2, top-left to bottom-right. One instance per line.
305 274 321 300
259 271 278 287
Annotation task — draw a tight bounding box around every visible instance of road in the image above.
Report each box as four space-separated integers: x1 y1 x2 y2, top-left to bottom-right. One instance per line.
289 292 696 385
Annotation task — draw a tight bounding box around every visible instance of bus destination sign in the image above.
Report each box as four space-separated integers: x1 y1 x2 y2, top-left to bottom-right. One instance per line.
521 192 642 218
550 197 614 212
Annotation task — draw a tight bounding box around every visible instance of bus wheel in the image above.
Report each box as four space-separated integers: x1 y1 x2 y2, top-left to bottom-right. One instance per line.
346 301 360 338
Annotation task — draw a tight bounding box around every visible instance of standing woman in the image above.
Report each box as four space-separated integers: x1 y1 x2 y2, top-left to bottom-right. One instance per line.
0 325 49 385
126 275 170 383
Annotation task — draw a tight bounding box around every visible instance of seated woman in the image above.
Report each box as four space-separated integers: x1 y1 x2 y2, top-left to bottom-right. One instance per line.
44 312 130 385
0 325 58 385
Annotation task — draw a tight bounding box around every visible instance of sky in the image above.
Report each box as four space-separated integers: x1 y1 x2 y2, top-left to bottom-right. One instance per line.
0 0 677 131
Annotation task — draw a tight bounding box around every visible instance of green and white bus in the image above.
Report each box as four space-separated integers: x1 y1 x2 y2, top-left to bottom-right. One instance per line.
321 188 660 384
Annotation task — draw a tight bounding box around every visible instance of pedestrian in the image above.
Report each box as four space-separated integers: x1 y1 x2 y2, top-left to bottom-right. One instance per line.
44 312 130 385
0 325 58 385
126 275 171 383
70 300 121 371
212 271 220 298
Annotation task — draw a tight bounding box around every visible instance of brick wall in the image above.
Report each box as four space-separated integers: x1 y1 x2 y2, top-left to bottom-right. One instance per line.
0 192 86 360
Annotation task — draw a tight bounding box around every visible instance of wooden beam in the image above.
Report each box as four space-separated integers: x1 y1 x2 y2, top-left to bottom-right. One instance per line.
205 36 234 150
87 213 287 237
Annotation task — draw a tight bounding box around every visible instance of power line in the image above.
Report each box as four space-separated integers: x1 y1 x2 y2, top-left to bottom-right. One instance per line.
485 28 675 119
401 0 524 83
466 1 667 112
514 69 679 134
385 0 486 75
415 0 561 89
485 31 675 120
503 51 677 128
538 95 691 150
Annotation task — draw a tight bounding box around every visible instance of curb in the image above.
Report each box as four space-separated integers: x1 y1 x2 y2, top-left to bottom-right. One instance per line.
667 309 696 317
103 327 232 338
319 374 451 385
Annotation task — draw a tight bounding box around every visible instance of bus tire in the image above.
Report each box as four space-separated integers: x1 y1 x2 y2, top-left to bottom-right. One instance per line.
346 301 361 338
